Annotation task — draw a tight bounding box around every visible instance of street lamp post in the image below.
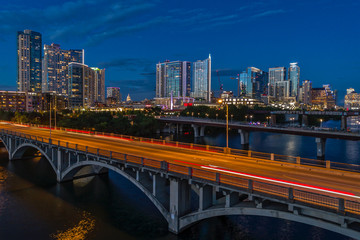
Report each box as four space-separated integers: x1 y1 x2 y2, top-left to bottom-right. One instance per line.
218 100 229 150
320 119 323 128
250 115 253 123
49 101 52 139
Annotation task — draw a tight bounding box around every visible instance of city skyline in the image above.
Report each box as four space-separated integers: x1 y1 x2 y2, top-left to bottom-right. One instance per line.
0 0 359 102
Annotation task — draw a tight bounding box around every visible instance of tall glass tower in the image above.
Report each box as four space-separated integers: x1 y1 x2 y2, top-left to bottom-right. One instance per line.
17 30 42 92
289 62 300 100
192 54 211 102
242 67 268 100
156 60 191 98
42 43 84 95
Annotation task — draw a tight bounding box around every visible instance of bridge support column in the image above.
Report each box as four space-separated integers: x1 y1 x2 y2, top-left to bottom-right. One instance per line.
238 129 249 150
8 136 14 160
56 149 63 182
167 123 173 134
153 174 167 197
225 192 239 208
168 178 191 234
199 185 212 210
200 126 205 137
191 124 200 138
302 115 308 127
341 116 347 131
270 114 277 126
316 138 326 160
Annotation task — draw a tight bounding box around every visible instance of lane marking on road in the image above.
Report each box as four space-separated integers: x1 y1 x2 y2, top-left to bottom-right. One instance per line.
200 165 360 200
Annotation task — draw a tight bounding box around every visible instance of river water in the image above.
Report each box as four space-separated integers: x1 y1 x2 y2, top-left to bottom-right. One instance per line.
0 128 358 240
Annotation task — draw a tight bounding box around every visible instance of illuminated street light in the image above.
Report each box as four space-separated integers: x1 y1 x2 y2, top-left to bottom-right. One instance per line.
320 119 323 128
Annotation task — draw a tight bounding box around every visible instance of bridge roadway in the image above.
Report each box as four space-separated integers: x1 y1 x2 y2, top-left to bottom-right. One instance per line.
1 123 360 199
158 117 360 141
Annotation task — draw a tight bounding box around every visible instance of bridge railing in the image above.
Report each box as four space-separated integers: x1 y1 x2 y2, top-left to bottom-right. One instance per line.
4 121 360 174
2 128 360 218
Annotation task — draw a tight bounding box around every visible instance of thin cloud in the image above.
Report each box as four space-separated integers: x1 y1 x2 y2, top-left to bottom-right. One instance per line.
252 9 286 18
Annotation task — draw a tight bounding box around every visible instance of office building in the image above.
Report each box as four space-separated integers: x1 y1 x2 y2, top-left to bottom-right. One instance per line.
240 67 268 100
156 60 191 98
192 55 211 102
106 87 121 106
42 43 83 94
345 89 360 110
311 85 336 109
302 80 312 105
17 30 42 92
268 67 289 101
91 67 105 104
347 88 355 95
289 62 300 100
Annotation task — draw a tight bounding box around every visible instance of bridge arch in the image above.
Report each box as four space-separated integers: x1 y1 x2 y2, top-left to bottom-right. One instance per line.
180 207 359 239
11 143 57 175
0 136 10 156
61 161 171 222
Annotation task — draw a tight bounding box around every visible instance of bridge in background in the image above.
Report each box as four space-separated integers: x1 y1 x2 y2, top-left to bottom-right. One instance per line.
1 123 360 238
158 116 360 159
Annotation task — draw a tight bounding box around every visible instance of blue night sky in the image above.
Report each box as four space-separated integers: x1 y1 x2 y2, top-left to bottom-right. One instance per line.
0 0 359 102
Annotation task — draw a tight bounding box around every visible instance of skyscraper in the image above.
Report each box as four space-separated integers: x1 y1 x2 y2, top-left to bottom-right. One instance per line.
17 30 42 92
91 67 105 104
302 80 312 105
288 62 300 100
268 67 289 101
42 43 84 94
192 55 211 102
107 87 121 105
68 62 87 108
241 67 268 100
156 60 191 98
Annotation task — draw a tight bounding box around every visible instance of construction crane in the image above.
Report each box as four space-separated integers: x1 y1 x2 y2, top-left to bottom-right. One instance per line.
214 70 223 98
230 74 241 96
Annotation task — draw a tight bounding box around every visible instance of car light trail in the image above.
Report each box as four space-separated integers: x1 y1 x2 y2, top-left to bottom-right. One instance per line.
201 165 360 200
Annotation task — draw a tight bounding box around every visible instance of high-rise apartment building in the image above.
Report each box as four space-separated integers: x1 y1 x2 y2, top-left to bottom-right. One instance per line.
302 80 312 105
156 61 191 98
268 67 289 101
17 30 42 92
191 55 211 102
107 87 121 106
91 67 105 104
289 62 300 100
68 63 105 109
42 43 84 94
240 67 268 100
345 88 360 110
311 85 336 109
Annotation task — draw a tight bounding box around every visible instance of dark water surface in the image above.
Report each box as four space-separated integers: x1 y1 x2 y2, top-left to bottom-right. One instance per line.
0 129 358 240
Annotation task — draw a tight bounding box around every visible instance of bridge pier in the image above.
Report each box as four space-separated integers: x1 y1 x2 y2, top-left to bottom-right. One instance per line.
199 185 212 210
341 116 347 131
270 114 277 125
191 124 199 138
200 126 205 137
316 138 326 160
168 178 191 234
238 130 249 150
302 115 308 127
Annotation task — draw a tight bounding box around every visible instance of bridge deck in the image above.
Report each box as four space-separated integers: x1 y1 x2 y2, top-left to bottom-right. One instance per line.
159 117 360 140
1 122 360 201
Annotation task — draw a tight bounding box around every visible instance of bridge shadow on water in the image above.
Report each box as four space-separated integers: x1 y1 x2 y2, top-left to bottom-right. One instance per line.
0 145 355 240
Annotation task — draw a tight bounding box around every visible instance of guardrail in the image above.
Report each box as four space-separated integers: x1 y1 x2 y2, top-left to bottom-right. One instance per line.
3 121 360 174
1 128 360 218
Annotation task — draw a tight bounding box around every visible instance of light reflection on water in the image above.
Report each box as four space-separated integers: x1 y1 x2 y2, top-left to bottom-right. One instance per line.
50 211 95 240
